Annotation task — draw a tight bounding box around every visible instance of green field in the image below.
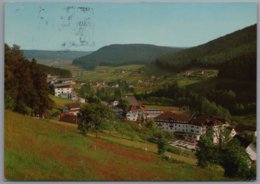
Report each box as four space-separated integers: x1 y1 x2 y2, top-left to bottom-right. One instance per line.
58 63 218 94
49 95 74 109
4 111 229 181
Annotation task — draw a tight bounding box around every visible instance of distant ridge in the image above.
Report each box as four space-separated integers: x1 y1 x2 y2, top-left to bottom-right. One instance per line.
155 24 256 71
72 44 184 70
22 50 92 61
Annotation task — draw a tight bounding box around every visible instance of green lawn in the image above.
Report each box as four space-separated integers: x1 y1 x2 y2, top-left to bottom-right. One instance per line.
5 111 229 181
49 94 74 109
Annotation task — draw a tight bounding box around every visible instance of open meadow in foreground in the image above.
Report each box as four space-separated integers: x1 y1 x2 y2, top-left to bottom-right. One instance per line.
4 111 229 181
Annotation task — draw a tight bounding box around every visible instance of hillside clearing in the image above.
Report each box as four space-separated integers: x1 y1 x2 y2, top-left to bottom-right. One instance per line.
5 111 228 181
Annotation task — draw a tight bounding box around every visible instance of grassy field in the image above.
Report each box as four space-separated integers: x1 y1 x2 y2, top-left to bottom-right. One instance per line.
59 63 218 94
4 111 229 181
49 95 74 109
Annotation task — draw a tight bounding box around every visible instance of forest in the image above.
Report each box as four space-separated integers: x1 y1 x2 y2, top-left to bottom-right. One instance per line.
155 24 256 72
5 44 54 116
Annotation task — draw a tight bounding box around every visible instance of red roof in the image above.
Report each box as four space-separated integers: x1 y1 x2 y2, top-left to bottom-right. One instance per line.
65 103 80 109
155 112 191 122
130 105 139 111
190 114 224 126
59 112 79 124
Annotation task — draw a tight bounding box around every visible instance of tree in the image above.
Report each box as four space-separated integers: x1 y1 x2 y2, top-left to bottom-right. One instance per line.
78 83 94 98
153 132 168 157
78 103 114 138
118 98 130 117
221 140 251 178
4 44 53 117
86 95 101 104
196 130 253 179
196 130 220 167
4 94 15 110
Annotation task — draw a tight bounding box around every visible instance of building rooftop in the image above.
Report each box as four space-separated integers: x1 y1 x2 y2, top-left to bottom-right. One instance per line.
235 124 256 133
53 83 71 88
155 112 191 122
65 103 80 109
189 114 225 126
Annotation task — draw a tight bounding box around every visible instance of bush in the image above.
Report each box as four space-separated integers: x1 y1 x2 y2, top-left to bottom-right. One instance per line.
49 108 61 117
5 94 15 110
166 145 181 155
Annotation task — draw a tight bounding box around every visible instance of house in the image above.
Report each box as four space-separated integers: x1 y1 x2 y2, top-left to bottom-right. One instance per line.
63 103 80 116
128 84 134 89
189 114 229 144
53 83 72 98
155 112 228 143
233 135 256 164
109 100 119 107
126 105 142 121
56 78 76 85
95 81 107 88
226 127 237 140
47 74 58 84
246 143 257 164
126 111 138 121
111 107 123 119
155 112 195 139
144 109 162 119
59 112 79 124
71 94 86 104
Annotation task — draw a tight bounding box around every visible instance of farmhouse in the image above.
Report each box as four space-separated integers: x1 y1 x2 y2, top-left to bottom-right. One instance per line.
63 103 80 116
59 112 79 124
53 83 72 98
126 105 145 122
47 74 58 84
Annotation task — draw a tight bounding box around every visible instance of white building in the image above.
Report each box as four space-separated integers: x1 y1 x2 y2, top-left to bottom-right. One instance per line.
155 112 228 143
47 74 58 84
246 143 256 163
109 100 119 107
144 109 162 120
54 83 72 98
126 111 138 121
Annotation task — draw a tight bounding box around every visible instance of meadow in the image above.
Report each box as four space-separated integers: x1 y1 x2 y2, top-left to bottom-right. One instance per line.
4 111 229 181
59 63 218 94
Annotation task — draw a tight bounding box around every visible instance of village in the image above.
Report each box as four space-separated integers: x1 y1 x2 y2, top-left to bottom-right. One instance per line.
47 74 256 165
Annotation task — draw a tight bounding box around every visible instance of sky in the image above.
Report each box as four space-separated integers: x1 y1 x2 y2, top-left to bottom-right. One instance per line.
5 2 257 51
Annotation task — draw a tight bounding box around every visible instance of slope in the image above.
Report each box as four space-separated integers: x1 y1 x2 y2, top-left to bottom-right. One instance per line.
22 50 91 61
4 111 228 181
73 44 183 70
155 24 256 71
